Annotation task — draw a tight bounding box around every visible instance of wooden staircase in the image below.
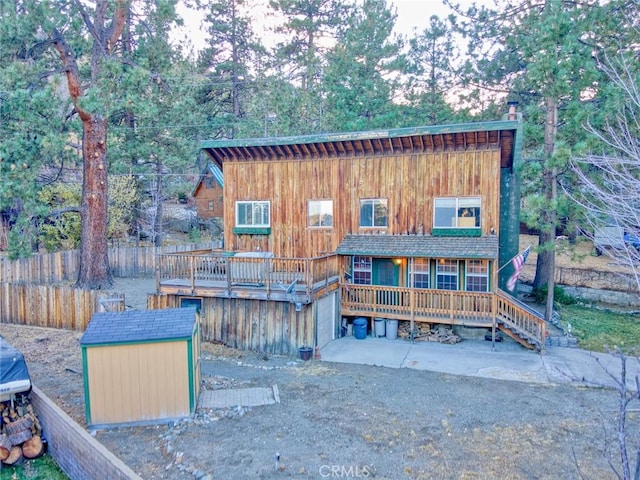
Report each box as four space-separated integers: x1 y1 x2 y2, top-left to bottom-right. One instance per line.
495 289 547 351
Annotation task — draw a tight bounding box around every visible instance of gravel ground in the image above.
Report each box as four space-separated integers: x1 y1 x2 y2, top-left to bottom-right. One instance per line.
1 323 637 480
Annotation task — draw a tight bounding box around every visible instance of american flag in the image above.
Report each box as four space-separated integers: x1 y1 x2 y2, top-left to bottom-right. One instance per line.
506 246 531 292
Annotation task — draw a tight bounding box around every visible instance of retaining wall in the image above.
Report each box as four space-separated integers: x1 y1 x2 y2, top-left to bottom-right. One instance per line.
562 286 640 308
29 386 141 480
520 284 640 308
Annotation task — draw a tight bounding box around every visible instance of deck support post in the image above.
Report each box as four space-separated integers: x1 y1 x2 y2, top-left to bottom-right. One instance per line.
410 287 415 344
491 292 497 351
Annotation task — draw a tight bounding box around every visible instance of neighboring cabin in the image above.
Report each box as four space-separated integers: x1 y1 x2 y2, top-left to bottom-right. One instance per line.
152 109 546 356
192 162 224 220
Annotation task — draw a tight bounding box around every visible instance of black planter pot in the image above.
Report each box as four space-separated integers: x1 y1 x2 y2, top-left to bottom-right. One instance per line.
299 347 313 361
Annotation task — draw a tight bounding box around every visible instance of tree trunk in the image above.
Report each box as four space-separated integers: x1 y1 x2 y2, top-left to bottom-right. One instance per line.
153 161 164 248
533 232 555 288
533 96 558 322
76 116 112 289
49 1 127 289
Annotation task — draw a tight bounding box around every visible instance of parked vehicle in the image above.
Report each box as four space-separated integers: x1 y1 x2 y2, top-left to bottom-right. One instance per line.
624 232 640 251
594 225 640 255
594 225 624 255
0 337 32 402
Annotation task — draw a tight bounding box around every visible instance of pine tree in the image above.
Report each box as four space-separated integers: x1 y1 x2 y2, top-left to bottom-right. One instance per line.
450 0 602 316
323 0 405 132
405 14 457 125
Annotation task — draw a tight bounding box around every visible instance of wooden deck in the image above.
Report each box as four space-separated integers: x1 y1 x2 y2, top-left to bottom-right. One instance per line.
156 251 341 303
341 284 496 327
156 251 546 350
341 284 546 349
157 277 340 303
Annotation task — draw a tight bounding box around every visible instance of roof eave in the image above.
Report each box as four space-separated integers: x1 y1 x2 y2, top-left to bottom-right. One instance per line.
200 120 519 151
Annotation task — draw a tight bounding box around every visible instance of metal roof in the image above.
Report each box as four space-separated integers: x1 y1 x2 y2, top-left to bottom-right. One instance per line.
80 308 197 346
191 162 224 196
336 234 500 259
206 162 224 186
201 120 520 170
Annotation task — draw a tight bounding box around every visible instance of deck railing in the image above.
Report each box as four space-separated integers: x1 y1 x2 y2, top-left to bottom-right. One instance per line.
156 251 341 295
342 283 546 348
496 289 546 346
342 284 494 322
156 252 546 349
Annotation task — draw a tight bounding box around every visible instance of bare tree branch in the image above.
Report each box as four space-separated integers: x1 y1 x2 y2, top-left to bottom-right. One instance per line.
566 51 640 293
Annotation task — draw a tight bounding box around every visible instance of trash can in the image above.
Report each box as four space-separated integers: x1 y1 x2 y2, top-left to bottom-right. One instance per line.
386 320 398 340
353 318 367 340
374 318 386 337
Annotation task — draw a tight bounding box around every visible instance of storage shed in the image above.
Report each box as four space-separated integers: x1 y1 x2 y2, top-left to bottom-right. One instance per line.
80 308 200 428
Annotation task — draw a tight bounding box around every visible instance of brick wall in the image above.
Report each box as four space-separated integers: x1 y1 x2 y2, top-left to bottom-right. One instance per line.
29 386 142 480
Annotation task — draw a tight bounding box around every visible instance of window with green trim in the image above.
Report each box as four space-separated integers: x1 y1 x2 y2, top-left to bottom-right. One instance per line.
235 201 270 227
353 256 372 284
434 197 480 228
180 297 202 314
465 259 488 292
436 259 458 290
411 258 430 288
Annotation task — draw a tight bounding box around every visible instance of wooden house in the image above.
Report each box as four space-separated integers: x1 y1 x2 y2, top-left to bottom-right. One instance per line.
192 162 224 220
152 115 546 356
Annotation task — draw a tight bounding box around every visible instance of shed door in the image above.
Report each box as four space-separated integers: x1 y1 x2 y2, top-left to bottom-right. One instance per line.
316 292 336 349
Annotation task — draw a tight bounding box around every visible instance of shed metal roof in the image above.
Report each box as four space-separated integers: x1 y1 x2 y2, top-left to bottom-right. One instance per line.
80 308 197 346
336 234 499 259
201 120 520 170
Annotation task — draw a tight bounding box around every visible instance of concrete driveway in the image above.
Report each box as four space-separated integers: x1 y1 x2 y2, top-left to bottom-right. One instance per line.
320 336 640 391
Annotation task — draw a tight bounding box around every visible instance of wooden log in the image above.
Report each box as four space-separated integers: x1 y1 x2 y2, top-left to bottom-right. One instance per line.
0 433 11 461
8 428 32 446
4 416 33 435
2 445 23 465
22 435 44 459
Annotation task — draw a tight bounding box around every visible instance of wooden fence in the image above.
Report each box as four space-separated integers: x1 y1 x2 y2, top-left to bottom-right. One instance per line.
0 283 124 331
0 242 220 283
0 242 218 331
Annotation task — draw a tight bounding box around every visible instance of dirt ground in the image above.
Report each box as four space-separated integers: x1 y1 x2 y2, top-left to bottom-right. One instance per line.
1 236 638 479
1 322 638 480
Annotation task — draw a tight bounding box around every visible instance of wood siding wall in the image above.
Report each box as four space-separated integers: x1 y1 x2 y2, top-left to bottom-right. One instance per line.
193 179 224 219
147 294 315 355
223 150 502 258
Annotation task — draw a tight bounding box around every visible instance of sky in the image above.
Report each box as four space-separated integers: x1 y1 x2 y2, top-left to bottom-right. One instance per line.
393 0 460 36
177 0 479 54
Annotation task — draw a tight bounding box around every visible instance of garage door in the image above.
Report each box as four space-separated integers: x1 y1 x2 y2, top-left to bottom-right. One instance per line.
315 292 336 349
